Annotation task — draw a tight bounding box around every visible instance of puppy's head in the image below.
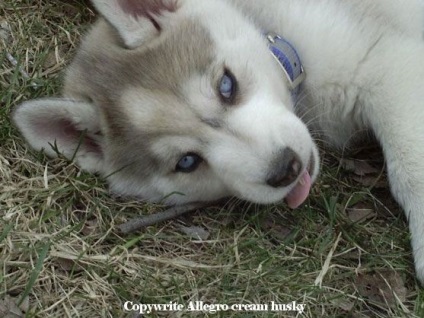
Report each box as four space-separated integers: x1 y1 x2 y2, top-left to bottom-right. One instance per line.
13 0 319 206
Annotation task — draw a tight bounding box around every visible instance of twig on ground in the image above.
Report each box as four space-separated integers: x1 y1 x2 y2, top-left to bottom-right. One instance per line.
117 202 215 234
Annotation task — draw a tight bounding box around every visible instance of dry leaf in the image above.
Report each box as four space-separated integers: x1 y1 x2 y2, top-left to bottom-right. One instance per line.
261 215 292 242
347 202 375 223
352 175 387 188
356 270 407 307
0 296 24 318
56 257 76 272
341 159 379 176
179 225 210 240
331 299 354 312
342 158 387 188
81 219 99 236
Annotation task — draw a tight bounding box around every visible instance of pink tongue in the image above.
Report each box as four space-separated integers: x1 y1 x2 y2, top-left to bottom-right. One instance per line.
285 171 312 209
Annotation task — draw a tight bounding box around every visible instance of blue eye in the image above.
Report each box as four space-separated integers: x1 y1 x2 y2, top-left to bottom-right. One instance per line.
176 153 203 173
219 70 237 102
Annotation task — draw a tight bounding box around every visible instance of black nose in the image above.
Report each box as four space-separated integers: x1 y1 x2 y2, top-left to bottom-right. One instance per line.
266 148 302 188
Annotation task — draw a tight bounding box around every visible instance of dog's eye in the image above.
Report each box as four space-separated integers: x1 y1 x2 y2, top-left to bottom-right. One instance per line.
176 153 203 173
218 69 237 102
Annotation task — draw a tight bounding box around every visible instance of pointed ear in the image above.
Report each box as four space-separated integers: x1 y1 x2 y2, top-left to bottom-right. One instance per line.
91 0 179 48
13 98 105 173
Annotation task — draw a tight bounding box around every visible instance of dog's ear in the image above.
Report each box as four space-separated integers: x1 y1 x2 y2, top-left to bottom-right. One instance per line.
13 98 105 173
91 0 179 48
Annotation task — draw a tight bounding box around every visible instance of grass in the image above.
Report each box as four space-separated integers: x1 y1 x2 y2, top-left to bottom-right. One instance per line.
1 0 423 317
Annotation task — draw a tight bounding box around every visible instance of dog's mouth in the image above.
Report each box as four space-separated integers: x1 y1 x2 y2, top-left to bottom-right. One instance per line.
284 154 315 209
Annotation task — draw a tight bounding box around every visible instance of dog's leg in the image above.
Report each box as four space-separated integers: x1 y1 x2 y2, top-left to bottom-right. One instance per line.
374 119 424 284
363 39 424 283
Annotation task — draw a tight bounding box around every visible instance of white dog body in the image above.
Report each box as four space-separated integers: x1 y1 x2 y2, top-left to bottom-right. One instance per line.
13 0 424 282
234 0 424 283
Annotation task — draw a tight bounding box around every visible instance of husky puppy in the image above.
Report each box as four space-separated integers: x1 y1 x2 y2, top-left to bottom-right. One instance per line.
13 0 424 283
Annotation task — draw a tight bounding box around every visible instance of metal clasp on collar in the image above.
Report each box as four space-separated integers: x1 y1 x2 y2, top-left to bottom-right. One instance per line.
266 32 306 91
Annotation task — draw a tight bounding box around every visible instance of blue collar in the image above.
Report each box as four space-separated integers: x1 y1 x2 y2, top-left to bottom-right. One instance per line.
266 32 305 101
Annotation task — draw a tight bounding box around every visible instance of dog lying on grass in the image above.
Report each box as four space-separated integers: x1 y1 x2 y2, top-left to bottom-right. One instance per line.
13 0 424 284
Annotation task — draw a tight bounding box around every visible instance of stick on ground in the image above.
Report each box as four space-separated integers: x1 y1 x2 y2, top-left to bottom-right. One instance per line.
117 202 212 234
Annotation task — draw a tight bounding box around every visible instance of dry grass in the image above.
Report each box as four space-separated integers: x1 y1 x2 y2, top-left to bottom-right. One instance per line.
1 1 423 317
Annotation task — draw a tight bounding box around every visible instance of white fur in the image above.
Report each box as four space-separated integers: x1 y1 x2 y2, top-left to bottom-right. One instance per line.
229 0 424 282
